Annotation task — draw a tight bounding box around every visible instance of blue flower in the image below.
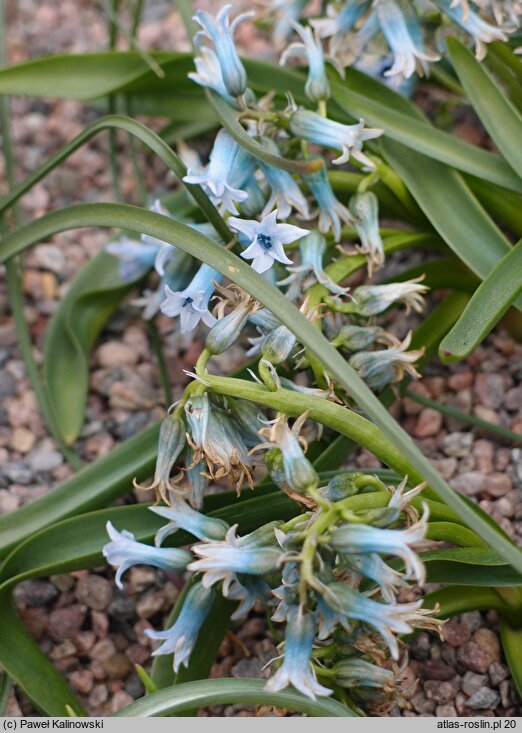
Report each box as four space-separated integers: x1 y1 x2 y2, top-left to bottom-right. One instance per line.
348 332 424 390
146 582 214 672
259 142 310 220
106 236 160 282
278 231 348 297
184 450 208 511
188 525 282 594
133 413 186 503
269 0 308 44
434 0 507 60
227 575 272 620
265 609 332 699
375 0 439 78
312 0 372 40
183 130 249 215
289 109 382 167
103 522 192 589
229 209 309 273
281 22 342 102
341 553 408 603
349 278 428 316
349 191 384 275
151 498 229 545
193 4 254 97
329 509 427 583
160 263 222 333
188 46 237 105
303 165 353 241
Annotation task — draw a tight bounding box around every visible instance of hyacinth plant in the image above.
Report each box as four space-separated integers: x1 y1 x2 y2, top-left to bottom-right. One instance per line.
0 0 522 719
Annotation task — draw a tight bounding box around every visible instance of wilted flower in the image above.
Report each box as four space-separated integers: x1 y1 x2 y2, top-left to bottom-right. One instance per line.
349 191 384 275
151 498 229 545
103 522 192 589
229 209 309 273
348 277 428 316
265 609 332 699
303 165 353 242
161 263 222 333
183 130 249 215
289 109 382 167
206 285 259 355
146 582 214 671
193 4 253 97
133 412 186 503
348 331 425 390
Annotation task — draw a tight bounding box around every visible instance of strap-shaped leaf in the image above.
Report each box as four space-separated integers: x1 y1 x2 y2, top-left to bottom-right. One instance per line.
421 547 522 586
501 620 522 698
448 38 522 183
113 678 355 717
1 204 521 574
423 586 512 617
440 238 522 362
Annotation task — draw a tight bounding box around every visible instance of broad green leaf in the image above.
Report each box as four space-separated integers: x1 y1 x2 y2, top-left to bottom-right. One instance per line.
448 38 522 183
440 238 522 362
501 620 522 698
0 203 521 574
423 586 511 617
0 672 12 716
425 522 485 547
421 547 522 586
43 250 143 443
114 678 355 717
466 176 522 237
382 138 522 312
390 258 478 293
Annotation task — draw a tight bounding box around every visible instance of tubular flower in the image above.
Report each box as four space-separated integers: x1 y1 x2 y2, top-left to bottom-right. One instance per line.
278 231 348 299
193 4 254 97
184 451 208 511
349 191 384 275
348 331 425 390
270 0 308 43
146 582 214 672
433 0 508 59
265 609 332 699
304 165 353 241
349 277 428 316
150 499 229 545
103 522 192 589
160 263 222 333
259 142 310 220
281 22 342 102
188 46 237 105
106 236 161 282
188 524 282 594
341 553 409 603
289 109 383 167
312 0 373 39
133 412 186 503
229 209 309 273
183 130 249 215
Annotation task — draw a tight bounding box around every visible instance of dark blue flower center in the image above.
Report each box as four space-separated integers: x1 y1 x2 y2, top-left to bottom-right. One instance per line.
183 296 194 308
257 233 272 250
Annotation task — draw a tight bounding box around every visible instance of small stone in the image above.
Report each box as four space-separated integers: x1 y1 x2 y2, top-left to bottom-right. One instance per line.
420 660 456 681
47 605 87 641
496 494 517 518
72 630 96 655
136 591 165 619
436 704 457 716
0 370 17 398
33 244 65 273
110 691 134 713
91 610 109 638
475 373 504 410
474 406 500 425
443 621 471 647
50 641 77 660
88 684 108 709
415 408 443 438
499 680 513 708
125 644 150 666
14 579 59 607
97 342 139 368
75 575 112 611
231 657 265 678
457 642 491 674
410 691 435 714
424 680 455 704
473 628 501 662
108 592 136 621
443 432 473 457
473 440 494 473
488 473 513 498
103 653 132 679
125 675 145 700
50 574 75 592
430 457 458 480
504 386 522 411
461 611 483 631
462 671 488 696
128 567 158 594
4 461 33 484
410 631 431 661
68 670 94 695
448 370 474 390
489 662 509 687
90 638 117 662
11 427 36 453
28 443 63 472
109 378 157 410
0 490 20 514
466 687 500 710
450 471 487 496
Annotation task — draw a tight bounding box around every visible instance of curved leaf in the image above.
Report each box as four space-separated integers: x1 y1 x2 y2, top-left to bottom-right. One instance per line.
440 237 522 362
423 586 511 617
501 620 522 698
0 203 521 574
421 547 522 586
114 678 355 717
448 38 522 183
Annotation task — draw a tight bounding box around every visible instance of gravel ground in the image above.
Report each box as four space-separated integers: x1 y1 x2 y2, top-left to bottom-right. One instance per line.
1 0 522 718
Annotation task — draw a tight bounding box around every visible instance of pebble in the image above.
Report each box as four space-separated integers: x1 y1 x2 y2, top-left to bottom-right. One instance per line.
443 432 473 458
14 579 59 607
466 687 500 710
443 621 471 647
75 575 112 611
450 471 487 496
108 593 136 621
88 684 109 709
68 670 94 695
0 370 18 398
473 628 501 662
11 426 36 453
47 604 88 641
136 591 165 619
90 638 116 662
489 662 509 687
103 653 133 679
457 642 492 674
415 408 443 438
97 342 139 368
424 680 456 704
231 657 265 678
475 373 504 410
28 442 63 472
488 473 513 498
435 704 457 716
110 691 134 713
3 461 33 485
462 672 488 696
420 660 456 681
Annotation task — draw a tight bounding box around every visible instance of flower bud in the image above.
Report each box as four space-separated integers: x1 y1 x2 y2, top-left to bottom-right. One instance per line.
261 324 297 364
321 473 359 501
206 306 251 355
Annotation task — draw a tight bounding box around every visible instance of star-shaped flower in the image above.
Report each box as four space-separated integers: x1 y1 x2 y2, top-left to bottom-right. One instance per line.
228 209 309 273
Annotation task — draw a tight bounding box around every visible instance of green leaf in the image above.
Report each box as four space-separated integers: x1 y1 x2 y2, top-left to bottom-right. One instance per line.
423 586 511 618
448 38 522 183
421 547 522 586
466 176 522 237
382 138 522 312
425 522 485 547
501 620 522 699
43 250 143 443
113 678 355 717
440 237 522 362
1 203 521 574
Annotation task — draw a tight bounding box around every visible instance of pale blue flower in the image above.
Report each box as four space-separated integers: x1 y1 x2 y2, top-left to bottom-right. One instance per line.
349 278 428 316
324 582 424 659
350 191 384 274
183 130 249 216
188 525 282 594
259 141 310 219
160 263 222 333
304 165 353 241
133 413 186 502
227 576 272 620
278 231 348 297
106 237 159 282
329 510 427 583
341 553 408 603
312 0 372 39
184 450 208 511
193 4 254 97
281 22 342 102
434 0 508 60
265 609 332 699
376 0 439 77
188 46 237 105
229 209 308 273
146 582 214 672
151 499 229 545
270 0 308 43
332 658 396 689
289 109 382 167
103 522 192 589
